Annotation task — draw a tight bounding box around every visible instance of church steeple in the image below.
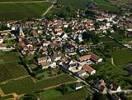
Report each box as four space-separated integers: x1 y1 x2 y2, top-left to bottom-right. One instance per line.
19 27 25 37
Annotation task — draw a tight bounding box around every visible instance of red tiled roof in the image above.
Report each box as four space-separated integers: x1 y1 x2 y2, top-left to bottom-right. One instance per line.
82 64 95 73
79 53 98 62
79 55 91 62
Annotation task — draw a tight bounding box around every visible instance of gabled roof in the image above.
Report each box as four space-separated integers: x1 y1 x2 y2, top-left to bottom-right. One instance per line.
79 53 99 62
82 64 95 73
79 55 91 62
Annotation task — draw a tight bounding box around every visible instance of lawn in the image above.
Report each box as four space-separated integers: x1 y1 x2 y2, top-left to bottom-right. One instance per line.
0 51 28 82
39 87 89 100
112 48 132 66
0 74 76 94
0 2 51 20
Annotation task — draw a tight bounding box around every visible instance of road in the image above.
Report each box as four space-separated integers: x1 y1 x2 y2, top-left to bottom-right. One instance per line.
109 89 132 94
61 67 97 94
42 4 54 16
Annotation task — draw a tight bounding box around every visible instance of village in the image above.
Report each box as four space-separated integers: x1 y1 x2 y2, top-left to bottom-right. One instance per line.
0 9 132 100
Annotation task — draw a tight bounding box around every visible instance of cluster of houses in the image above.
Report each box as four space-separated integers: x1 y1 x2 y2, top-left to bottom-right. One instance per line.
0 7 132 100
0 10 131 77
15 23 103 77
59 53 102 79
0 12 131 77
0 15 107 77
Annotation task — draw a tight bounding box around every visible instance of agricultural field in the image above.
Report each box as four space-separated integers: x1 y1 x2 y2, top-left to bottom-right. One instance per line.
57 0 91 9
93 0 119 12
0 2 51 20
112 48 132 66
0 74 76 94
94 47 132 88
0 51 28 82
0 0 44 2
39 87 89 100
110 0 132 6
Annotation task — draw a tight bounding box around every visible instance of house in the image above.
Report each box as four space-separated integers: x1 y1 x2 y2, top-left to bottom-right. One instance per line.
26 44 33 51
65 44 77 56
78 46 88 53
49 62 56 68
82 64 96 75
54 28 63 36
54 52 62 61
78 33 83 42
61 33 68 40
96 79 107 94
19 27 25 37
68 62 82 73
76 70 88 78
126 28 132 37
0 38 4 44
43 41 50 47
38 57 51 69
79 53 103 64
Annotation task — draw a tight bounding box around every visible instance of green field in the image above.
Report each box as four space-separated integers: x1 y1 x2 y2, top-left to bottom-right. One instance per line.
56 0 119 12
95 47 132 88
110 0 132 6
57 0 91 9
112 48 132 66
0 51 28 82
0 2 51 20
0 0 44 1
93 0 119 12
39 87 89 100
0 74 76 94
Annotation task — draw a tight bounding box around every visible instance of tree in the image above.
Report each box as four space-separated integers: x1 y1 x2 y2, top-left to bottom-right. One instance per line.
22 94 38 100
58 84 68 95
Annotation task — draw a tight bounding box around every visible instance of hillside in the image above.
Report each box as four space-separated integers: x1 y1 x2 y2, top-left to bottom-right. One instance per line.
0 0 131 20
0 0 52 20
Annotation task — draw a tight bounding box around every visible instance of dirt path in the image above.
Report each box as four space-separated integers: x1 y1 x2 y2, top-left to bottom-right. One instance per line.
42 4 54 16
0 75 30 85
111 57 116 66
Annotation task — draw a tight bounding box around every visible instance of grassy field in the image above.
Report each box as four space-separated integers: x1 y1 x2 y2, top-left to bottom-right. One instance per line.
110 0 132 6
0 0 44 1
57 0 119 11
112 48 132 66
96 61 132 88
0 2 51 20
57 0 91 9
93 0 119 12
39 87 88 100
94 47 132 88
0 74 76 94
0 51 28 82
